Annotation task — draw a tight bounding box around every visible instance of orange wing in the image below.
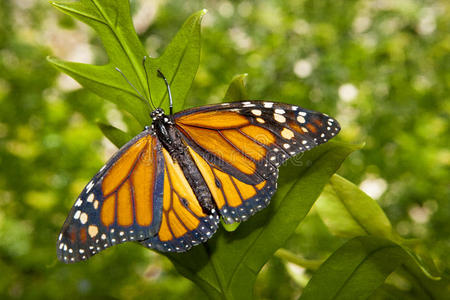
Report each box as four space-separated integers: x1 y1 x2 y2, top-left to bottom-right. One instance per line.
57 130 165 263
58 129 221 261
175 101 339 185
139 148 220 252
174 101 340 221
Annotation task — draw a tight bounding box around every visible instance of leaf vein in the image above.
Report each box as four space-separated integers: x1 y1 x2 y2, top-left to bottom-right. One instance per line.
332 245 398 299
90 0 146 92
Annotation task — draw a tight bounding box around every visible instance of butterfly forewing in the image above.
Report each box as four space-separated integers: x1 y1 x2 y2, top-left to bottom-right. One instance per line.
175 101 340 183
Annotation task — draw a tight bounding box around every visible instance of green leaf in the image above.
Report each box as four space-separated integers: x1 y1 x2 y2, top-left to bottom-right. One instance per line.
165 141 360 299
400 243 441 281
49 0 150 126
394 261 450 300
97 121 132 148
145 9 206 113
300 236 449 300
47 58 149 126
315 174 441 280
49 1 205 126
315 174 396 240
300 236 407 300
223 73 249 102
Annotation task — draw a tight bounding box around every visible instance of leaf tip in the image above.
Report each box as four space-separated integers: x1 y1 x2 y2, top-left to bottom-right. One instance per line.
343 141 365 152
46 56 64 69
232 73 248 81
221 220 240 232
49 1 63 9
46 55 59 67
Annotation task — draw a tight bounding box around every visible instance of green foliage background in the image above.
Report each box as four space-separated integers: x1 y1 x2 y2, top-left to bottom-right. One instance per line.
0 0 448 299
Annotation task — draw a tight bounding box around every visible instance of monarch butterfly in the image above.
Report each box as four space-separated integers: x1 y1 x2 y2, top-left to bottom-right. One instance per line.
57 67 340 263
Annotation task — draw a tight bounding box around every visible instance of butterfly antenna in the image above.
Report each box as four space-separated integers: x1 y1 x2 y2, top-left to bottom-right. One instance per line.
142 56 157 110
115 67 153 111
157 69 173 115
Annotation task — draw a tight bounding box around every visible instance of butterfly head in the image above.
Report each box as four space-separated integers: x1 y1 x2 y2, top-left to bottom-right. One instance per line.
151 108 165 120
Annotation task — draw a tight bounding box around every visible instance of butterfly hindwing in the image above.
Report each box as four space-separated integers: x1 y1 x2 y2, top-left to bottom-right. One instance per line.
187 146 278 223
140 148 220 252
57 130 165 263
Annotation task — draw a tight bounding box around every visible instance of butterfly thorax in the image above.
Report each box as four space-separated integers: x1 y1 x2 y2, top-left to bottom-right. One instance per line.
151 109 216 214
151 109 176 151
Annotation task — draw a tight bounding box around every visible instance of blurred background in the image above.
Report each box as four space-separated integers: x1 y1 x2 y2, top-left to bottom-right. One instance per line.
0 0 448 299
